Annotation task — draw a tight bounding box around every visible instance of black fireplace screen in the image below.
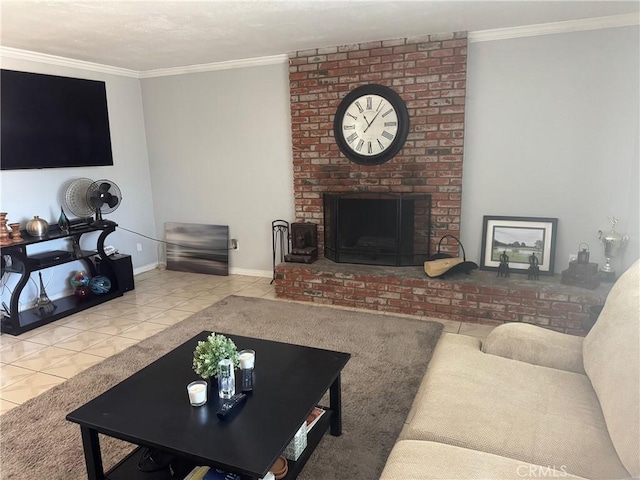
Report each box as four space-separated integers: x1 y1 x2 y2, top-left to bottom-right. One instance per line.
323 193 431 266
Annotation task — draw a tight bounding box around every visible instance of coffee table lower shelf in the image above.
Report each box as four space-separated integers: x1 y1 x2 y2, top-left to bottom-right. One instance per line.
105 409 334 480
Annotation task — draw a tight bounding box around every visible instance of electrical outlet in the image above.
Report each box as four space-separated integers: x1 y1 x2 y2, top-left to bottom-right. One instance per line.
569 254 577 263
137 243 143 252
231 239 239 251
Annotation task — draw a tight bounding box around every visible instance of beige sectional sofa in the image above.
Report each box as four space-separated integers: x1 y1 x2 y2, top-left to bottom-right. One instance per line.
381 260 639 480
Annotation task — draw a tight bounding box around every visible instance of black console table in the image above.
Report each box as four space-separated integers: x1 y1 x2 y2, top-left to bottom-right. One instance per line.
0 223 132 336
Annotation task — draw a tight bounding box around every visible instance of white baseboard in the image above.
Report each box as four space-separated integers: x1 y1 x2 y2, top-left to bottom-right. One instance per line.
153 262 271 279
229 267 272 278
134 263 161 276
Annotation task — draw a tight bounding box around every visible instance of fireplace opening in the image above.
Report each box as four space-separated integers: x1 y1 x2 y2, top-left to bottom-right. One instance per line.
323 193 431 266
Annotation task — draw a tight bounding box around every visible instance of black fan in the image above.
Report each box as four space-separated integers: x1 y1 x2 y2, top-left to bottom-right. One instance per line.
86 179 122 227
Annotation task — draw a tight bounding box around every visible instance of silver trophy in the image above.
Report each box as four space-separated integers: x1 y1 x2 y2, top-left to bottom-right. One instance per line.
598 217 629 277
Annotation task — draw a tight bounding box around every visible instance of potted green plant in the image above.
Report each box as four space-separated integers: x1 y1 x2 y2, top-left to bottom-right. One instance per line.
192 333 239 380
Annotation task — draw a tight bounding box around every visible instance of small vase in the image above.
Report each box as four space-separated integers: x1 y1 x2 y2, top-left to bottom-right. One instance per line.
58 207 70 234
26 216 49 237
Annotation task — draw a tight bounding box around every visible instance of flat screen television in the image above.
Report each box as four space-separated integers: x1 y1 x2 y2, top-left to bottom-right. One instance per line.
1 69 114 170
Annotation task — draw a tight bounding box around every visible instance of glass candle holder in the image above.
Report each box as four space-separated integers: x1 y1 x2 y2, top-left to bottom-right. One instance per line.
187 380 208 406
239 349 255 392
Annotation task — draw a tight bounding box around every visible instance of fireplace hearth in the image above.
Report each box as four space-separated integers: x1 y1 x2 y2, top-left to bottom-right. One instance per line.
323 193 431 266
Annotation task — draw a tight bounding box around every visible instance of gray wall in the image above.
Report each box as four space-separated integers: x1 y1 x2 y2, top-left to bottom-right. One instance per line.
462 26 639 274
2 23 637 297
140 62 295 276
0 57 157 306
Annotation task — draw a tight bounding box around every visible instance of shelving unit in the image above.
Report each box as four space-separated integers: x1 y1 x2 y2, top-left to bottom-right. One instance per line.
0 222 129 336
103 407 333 480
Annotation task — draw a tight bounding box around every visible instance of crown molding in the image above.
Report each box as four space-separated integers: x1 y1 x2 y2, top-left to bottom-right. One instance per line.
2 13 636 76
469 12 639 43
0 46 288 78
0 46 140 77
138 54 288 78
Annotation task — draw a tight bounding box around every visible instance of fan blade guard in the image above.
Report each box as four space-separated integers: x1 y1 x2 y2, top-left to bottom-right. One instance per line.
63 178 95 218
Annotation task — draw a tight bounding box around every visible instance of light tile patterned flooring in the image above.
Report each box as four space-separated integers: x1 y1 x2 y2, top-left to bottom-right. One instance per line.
0 268 495 414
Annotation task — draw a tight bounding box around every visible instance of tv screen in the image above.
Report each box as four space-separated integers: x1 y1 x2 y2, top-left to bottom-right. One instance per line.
1 69 114 170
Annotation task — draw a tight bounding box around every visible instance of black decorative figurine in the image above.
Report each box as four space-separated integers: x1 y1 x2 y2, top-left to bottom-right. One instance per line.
527 253 540 280
497 250 510 277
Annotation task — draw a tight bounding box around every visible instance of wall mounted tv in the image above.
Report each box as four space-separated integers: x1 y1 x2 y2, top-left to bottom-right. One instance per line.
1 69 114 170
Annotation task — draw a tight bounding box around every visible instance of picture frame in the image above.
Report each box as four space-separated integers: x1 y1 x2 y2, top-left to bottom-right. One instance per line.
480 216 558 275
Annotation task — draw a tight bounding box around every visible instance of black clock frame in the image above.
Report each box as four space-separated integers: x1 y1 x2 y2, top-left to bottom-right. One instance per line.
333 84 410 166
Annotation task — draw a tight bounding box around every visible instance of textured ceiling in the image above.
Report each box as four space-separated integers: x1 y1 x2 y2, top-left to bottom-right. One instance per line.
1 1 639 71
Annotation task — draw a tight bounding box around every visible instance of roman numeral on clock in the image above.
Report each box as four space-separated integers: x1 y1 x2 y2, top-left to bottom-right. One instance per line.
355 101 364 113
381 131 394 141
377 139 385 150
346 132 359 144
382 108 394 117
384 121 397 127
366 97 372 110
367 142 373 154
347 112 357 121
343 124 355 130
356 139 364 152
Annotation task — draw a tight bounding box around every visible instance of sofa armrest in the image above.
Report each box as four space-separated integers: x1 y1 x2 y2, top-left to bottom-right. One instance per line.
482 323 585 374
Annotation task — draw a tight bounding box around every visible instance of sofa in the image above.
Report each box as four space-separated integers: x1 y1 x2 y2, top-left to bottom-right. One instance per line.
380 259 639 480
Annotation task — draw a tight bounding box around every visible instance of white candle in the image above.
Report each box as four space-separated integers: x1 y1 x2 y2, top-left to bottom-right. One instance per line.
187 381 207 406
239 350 255 369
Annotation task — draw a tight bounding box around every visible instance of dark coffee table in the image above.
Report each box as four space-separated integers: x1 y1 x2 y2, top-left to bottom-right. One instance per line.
66 331 350 480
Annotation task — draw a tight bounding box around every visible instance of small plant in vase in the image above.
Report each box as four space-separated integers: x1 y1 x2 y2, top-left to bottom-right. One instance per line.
192 333 239 380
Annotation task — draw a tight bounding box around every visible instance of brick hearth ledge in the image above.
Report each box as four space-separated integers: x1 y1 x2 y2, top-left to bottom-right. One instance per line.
275 259 611 336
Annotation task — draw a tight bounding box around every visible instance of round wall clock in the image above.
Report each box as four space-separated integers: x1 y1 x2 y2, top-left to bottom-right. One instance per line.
333 84 410 166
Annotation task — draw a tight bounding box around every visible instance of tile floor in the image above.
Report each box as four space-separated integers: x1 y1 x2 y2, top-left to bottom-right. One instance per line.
0 267 495 414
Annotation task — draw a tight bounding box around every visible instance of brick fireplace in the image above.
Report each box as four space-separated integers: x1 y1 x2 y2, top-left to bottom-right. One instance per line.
289 32 467 256
277 31 610 335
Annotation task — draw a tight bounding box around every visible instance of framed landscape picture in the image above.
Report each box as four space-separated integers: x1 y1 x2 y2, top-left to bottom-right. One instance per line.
480 216 558 275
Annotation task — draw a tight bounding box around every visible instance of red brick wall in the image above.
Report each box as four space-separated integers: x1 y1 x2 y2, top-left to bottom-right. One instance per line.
289 32 467 255
275 262 610 336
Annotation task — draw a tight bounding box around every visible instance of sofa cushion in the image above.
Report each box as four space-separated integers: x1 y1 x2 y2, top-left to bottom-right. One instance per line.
583 260 640 477
402 333 629 479
380 440 589 480
482 322 585 374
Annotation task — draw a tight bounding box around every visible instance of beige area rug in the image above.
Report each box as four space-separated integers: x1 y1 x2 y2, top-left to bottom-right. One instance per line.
0 295 442 480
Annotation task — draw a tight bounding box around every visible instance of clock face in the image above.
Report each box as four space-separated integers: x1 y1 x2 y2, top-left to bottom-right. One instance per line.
333 84 409 166
341 94 399 157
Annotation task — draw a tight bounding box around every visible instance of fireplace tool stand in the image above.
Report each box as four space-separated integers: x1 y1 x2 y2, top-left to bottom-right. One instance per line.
271 220 290 284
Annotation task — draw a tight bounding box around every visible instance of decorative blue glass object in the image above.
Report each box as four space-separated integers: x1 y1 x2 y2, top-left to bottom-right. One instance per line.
89 275 112 295
58 207 70 233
